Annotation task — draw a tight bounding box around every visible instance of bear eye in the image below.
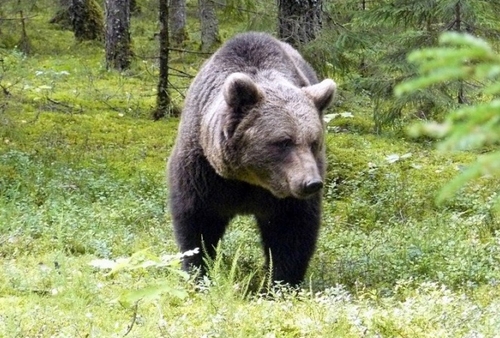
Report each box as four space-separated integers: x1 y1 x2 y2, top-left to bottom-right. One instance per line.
273 138 294 150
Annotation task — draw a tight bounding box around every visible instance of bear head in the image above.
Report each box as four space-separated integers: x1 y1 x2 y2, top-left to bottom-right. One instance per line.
203 72 336 199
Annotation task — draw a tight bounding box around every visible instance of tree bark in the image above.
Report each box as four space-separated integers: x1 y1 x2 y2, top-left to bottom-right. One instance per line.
104 0 132 71
198 0 220 52
69 0 104 41
169 0 188 45
453 2 466 104
153 0 173 120
277 0 323 47
16 0 31 54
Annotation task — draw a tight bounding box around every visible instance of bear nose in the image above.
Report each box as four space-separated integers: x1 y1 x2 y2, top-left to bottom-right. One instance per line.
302 180 323 195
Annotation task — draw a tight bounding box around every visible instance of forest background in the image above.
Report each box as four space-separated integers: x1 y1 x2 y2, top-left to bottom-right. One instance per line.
1 0 500 336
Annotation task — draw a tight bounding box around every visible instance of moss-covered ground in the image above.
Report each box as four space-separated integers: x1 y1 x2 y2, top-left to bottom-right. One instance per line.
1 1 500 336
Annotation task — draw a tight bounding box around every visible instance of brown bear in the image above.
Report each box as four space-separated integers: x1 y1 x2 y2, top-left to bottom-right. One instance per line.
168 32 336 286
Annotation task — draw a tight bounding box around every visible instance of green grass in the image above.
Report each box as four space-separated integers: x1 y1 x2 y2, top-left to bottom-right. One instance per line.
1 1 500 336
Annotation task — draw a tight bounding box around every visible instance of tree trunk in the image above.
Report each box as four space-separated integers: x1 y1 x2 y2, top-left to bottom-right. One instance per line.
153 0 173 120
104 0 132 71
17 0 32 55
277 0 323 47
453 2 467 104
169 0 187 45
198 0 220 52
69 0 104 41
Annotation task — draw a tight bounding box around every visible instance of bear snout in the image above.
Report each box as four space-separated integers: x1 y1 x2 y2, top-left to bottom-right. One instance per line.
302 179 323 195
288 175 324 199
285 150 324 198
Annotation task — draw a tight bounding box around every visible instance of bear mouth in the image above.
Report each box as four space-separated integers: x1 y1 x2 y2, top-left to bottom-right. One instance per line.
270 186 321 200
291 190 321 200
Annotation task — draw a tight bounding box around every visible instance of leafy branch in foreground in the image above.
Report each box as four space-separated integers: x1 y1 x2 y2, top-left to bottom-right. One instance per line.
395 32 500 203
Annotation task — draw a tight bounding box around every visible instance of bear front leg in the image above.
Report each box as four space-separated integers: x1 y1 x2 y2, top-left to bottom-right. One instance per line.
256 198 321 287
171 207 229 275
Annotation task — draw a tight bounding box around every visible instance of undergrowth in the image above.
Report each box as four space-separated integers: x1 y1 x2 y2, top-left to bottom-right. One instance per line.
1 1 500 336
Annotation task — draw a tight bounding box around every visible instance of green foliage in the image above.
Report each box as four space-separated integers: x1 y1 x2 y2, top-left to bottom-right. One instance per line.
2 2 500 336
320 130 500 291
0 149 172 258
396 32 500 202
90 248 192 307
308 0 500 131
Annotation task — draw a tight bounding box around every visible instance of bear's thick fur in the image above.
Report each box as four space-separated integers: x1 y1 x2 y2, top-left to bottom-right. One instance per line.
168 32 336 285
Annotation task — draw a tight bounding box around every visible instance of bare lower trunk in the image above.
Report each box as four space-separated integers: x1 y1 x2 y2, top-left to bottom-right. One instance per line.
153 0 173 119
198 0 220 52
18 0 31 55
169 0 187 45
104 0 132 71
453 2 466 104
277 0 322 47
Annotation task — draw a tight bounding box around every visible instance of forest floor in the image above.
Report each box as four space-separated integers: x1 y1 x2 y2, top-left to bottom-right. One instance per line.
1 2 500 337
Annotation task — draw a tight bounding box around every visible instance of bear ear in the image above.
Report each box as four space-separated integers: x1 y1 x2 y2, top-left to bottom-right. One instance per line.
223 73 263 108
302 79 337 112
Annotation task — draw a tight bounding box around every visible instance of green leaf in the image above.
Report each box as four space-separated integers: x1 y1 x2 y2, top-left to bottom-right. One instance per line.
439 32 492 51
395 67 467 96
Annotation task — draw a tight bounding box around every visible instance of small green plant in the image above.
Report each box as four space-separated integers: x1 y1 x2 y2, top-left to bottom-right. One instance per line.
89 248 195 307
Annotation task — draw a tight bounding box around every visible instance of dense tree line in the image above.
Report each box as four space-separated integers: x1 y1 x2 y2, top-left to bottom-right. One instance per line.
1 0 500 124
311 0 500 130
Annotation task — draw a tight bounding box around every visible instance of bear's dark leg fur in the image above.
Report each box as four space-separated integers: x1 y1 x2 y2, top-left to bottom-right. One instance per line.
169 152 233 274
172 208 230 273
256 197 321 286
